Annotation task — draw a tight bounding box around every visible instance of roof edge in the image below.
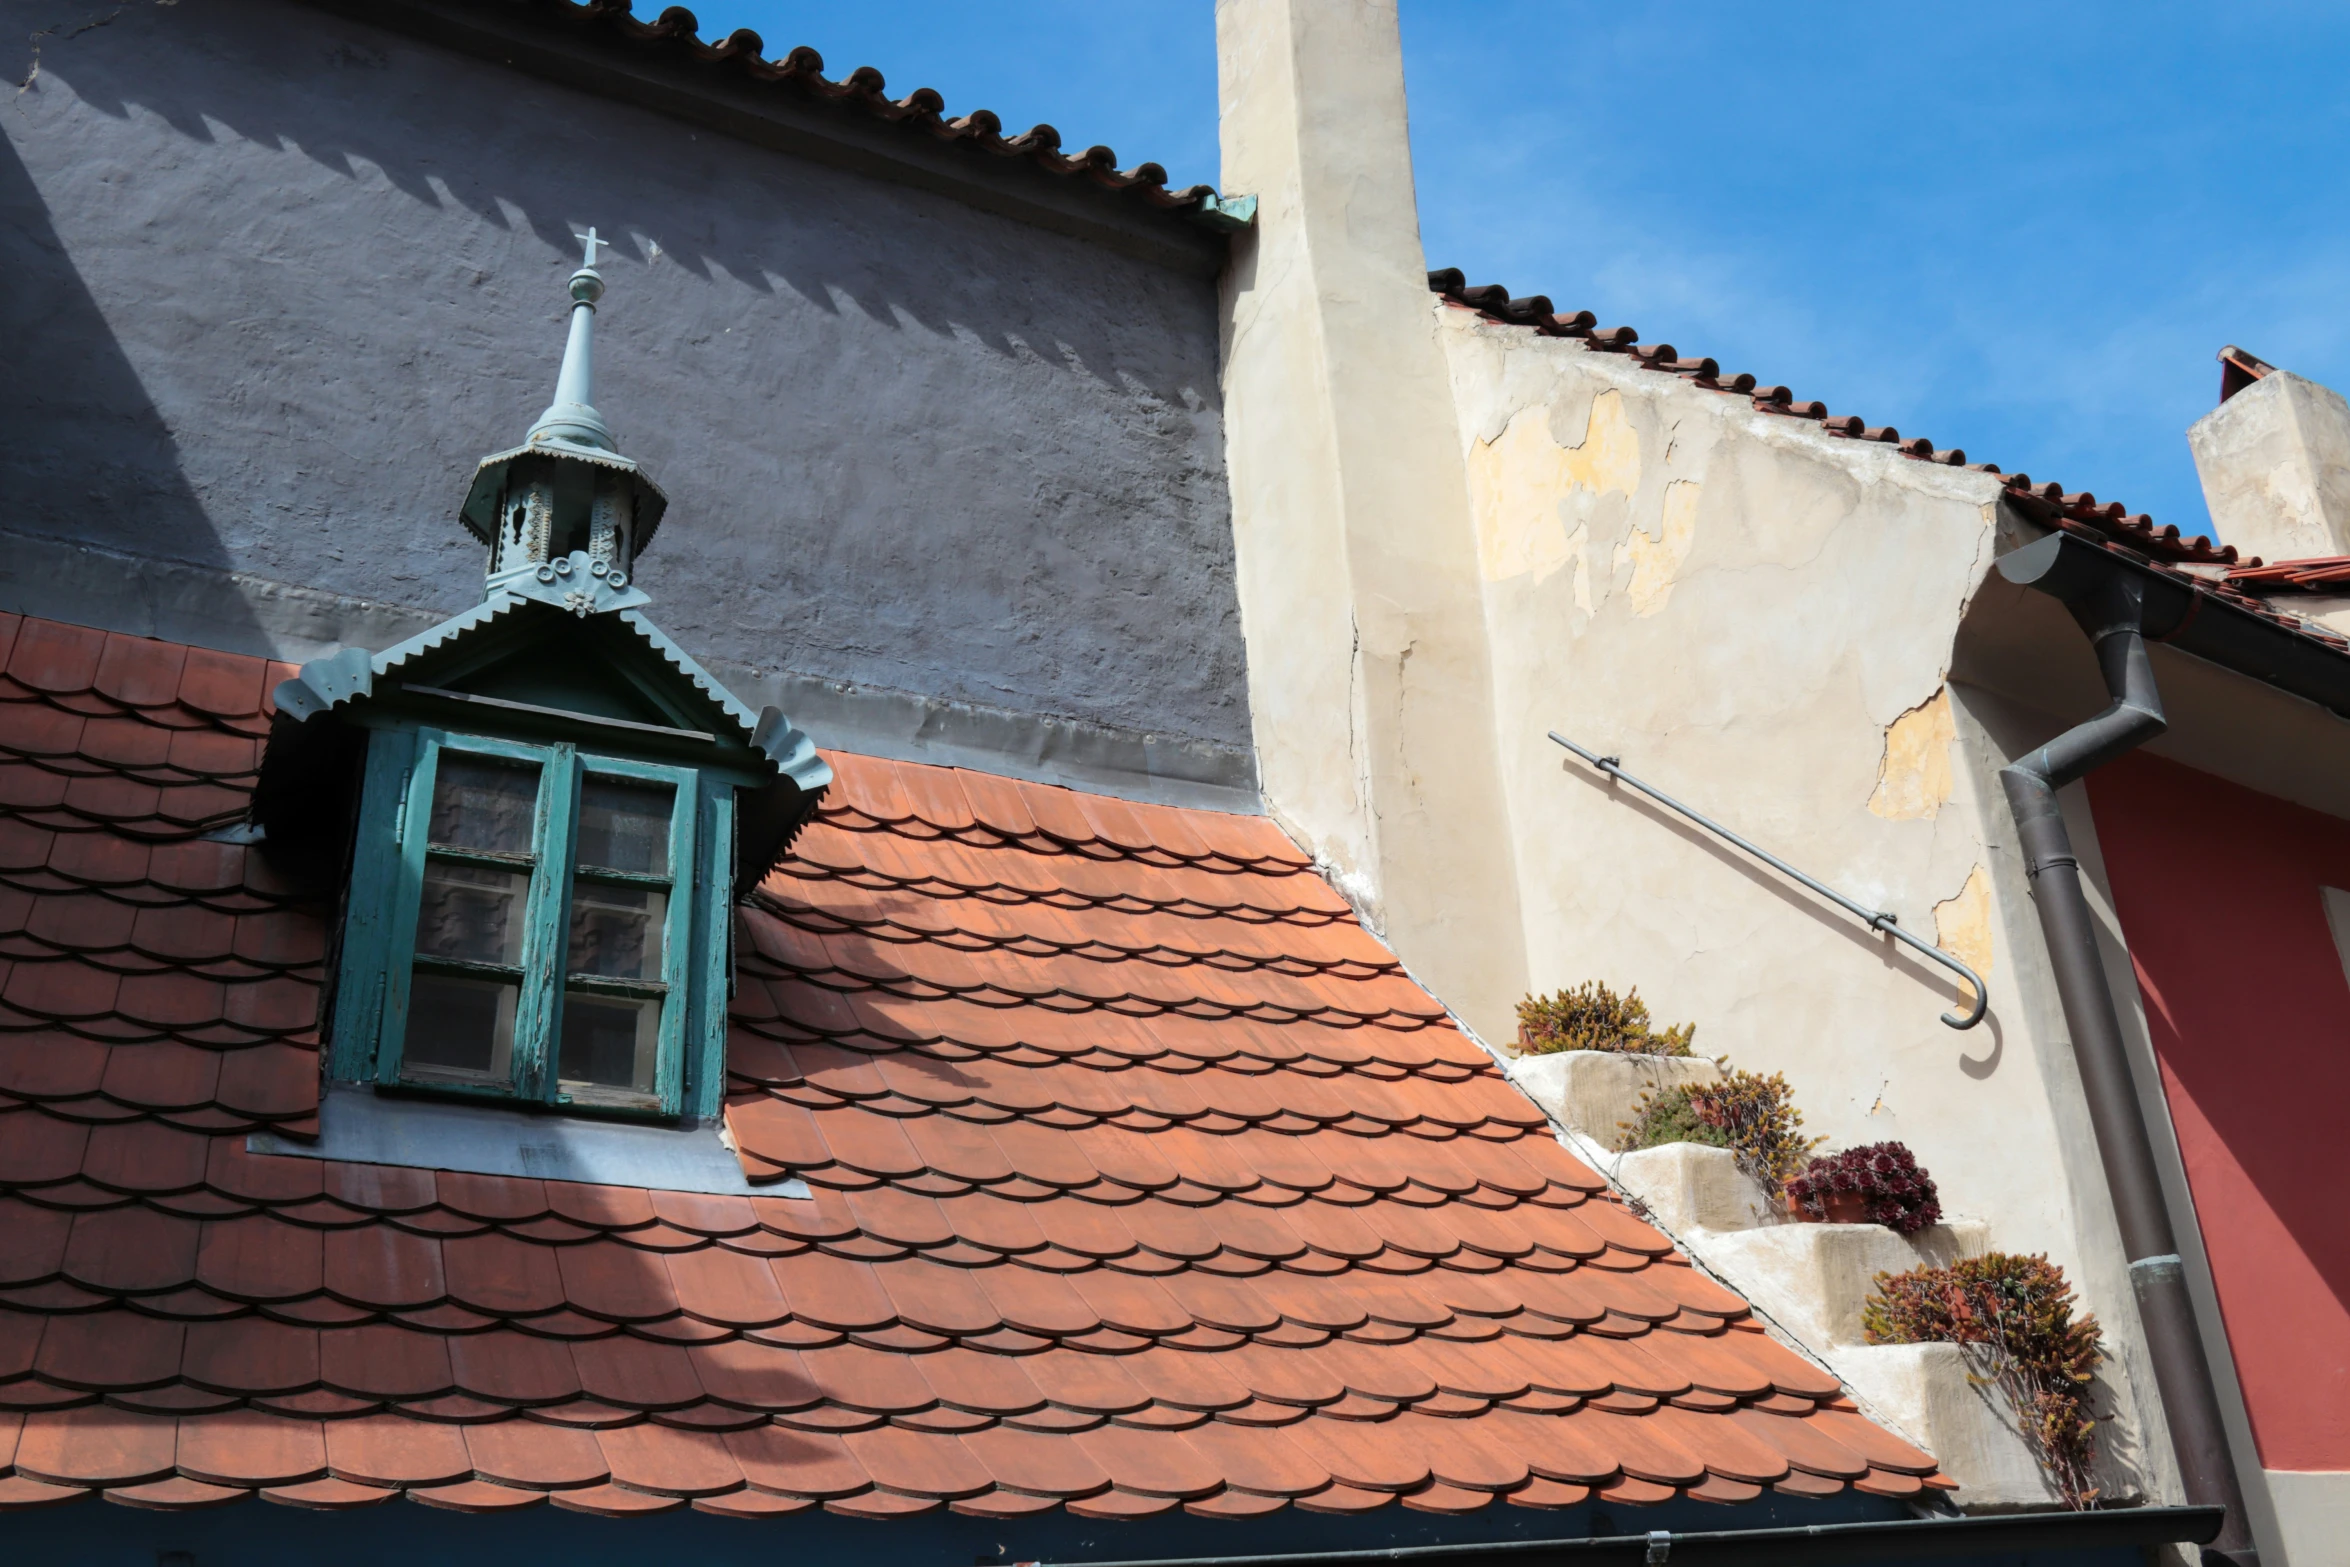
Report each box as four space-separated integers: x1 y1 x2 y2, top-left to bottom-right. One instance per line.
301 0 1239 276
1070 1503 2224 1567
1999 529 2350 717
1427 268 2244 570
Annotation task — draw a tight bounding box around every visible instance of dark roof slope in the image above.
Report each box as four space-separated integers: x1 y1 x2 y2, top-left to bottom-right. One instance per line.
0 616 1949 1519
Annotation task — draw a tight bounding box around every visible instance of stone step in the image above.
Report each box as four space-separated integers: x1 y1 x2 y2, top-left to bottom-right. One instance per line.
1506 1054 2058 1511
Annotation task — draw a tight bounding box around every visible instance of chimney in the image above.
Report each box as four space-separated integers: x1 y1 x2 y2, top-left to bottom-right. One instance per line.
2187 347 2350 563
1215 0 1528 1042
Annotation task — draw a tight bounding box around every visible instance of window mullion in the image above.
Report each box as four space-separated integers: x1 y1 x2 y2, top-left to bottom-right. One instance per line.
513 743 579 1103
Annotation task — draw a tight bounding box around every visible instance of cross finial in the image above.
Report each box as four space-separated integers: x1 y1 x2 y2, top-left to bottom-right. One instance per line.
574 226 608 269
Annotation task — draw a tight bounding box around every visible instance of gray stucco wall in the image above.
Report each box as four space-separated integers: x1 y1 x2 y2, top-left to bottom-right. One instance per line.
1 0 1248 785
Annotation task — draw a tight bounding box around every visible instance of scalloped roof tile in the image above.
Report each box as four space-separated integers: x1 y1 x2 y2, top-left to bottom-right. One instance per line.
0 614 1958 1522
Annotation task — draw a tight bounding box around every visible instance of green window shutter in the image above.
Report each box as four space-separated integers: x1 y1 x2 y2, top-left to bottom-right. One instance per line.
376 731 564 1103
334 725 734 1124
326 727 418 1083
689 778 737 1122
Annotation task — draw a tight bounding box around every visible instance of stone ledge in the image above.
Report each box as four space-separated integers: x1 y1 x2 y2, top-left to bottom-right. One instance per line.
1506 1048 1720 1144
1614 1141 1775 1233
1839 1342 2058 1510
1568 1138 2039 1508
1701 1208 1991 1349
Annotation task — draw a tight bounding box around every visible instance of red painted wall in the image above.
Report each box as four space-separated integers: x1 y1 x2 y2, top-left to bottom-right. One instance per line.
2089 750 2350 1471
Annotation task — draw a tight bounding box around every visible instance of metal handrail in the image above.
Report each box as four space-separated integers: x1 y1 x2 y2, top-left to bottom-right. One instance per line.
1548 731 1988 1030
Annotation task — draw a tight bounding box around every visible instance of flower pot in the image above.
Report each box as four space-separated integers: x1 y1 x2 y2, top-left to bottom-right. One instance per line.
1784 1190 1871 1224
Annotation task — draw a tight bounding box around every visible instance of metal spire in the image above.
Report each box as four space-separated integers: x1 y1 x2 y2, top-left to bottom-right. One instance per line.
527 228 616 452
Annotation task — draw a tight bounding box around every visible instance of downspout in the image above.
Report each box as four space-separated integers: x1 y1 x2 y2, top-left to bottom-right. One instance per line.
1995 539 2256 1565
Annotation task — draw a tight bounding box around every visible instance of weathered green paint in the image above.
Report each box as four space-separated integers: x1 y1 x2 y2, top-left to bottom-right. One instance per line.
693 780 737 1122
327 727 419 1082
342 722 733 1125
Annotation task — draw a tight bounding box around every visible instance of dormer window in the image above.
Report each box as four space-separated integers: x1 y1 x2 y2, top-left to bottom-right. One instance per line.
254 230 827 1131
385 737 698 1114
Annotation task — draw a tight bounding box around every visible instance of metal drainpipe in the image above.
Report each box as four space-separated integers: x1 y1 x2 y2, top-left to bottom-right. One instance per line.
1998 562 2256 1565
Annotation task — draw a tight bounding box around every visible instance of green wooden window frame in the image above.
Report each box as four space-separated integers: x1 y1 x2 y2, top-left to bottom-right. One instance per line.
331 726 733 1121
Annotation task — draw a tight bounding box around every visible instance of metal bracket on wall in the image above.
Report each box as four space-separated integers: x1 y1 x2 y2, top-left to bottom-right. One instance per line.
1548 731 1988 1029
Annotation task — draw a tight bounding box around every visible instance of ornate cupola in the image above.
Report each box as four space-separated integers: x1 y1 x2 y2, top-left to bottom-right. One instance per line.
459 229 669 610
254 231 828 1127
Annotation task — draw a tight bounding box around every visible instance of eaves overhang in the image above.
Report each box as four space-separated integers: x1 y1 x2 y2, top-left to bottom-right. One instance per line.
1998 529 2350 722
300 0 1247 276
257 582 832 895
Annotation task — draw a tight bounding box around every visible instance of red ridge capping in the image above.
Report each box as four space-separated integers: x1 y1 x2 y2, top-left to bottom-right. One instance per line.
1423 269 2252 571
0 615 1939 1519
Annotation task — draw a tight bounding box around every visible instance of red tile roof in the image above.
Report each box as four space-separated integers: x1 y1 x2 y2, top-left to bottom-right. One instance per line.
1425 268 2247 570
0 614 1953 1520
2224 555 2350 592
1422 270 2350 659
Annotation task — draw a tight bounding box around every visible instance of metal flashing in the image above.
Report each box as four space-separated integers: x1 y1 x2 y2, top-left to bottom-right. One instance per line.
745 665 1262 812
0 530 1241 811
248 1083 810 1199
1197 192 1260 230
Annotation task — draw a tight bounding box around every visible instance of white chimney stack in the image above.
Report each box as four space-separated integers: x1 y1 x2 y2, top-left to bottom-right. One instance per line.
2188 349 2350 563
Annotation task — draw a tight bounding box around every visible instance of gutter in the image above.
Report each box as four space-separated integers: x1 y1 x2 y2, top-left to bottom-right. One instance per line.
1994 529 2304 1565
1058 1504 2222 1567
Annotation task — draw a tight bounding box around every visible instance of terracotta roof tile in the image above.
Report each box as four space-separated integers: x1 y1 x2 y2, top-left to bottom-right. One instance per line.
0 616 1939 1519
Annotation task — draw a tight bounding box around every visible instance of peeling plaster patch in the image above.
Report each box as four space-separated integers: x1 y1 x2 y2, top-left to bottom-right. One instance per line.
1564 522 1593 615
1868 687 1957 821
1934 864 1995 1008
1564 390 1643 498
1469 405 1573 583
1467 393 1641 584
1615 479 1700 617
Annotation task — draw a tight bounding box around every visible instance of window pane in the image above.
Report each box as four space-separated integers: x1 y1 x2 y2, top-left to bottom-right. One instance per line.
576 776 672 876
558 992 659 1098
568 882 666 981
416 862 529 966
404 972 517 1084
429 754 539 855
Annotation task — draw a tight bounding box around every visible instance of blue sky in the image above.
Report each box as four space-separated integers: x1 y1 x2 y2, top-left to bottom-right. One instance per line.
685 3 2350 542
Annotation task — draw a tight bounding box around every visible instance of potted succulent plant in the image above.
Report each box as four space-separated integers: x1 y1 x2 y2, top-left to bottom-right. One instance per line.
1784 1141 1942 1234
1516 981 1695 1055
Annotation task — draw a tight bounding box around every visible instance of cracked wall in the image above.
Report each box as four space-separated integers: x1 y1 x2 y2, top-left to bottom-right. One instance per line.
1436 303 2187 1510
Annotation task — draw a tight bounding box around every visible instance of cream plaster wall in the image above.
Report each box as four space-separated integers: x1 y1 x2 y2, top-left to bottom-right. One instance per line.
1212 0 2298 1541
1431 306 2203 1513
1214 0 1528 1041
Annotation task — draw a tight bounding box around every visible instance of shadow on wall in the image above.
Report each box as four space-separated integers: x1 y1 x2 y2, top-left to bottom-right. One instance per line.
2 0 1243 746
28 0 1215 402
0 121 258 645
